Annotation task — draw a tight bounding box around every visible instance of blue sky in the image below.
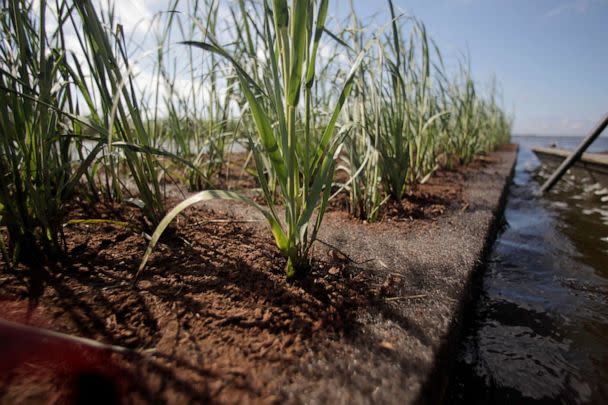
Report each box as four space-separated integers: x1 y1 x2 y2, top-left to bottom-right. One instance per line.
74 0 607 137
335 0 608 136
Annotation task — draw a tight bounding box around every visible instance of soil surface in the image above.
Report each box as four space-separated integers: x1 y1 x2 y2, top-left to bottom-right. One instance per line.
0 145 517 404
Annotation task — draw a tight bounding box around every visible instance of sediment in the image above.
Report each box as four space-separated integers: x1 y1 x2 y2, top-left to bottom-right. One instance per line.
0 145 518 404
279 144 518 404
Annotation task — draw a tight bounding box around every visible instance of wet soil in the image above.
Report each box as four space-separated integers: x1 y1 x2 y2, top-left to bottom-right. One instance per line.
0 145 517 404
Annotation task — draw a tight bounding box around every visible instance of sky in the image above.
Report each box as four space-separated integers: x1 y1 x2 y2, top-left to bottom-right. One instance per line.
68 0 608 137
338 0 608 136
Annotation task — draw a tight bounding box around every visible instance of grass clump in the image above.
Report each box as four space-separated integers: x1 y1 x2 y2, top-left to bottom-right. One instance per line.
336 0 512 221
0 0 512 278
138 0 362 278
0 0 102 265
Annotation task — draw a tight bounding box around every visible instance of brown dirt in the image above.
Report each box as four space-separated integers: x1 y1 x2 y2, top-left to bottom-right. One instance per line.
172 151 467 220
0 206 379 404
328 168 465 221
0 146 517 404
211 153 260 191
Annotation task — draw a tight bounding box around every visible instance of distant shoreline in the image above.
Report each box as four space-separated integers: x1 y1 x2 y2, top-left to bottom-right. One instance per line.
512 133 608 138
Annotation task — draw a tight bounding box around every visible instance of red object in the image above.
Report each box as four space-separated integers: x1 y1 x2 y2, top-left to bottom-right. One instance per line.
0 312 129 404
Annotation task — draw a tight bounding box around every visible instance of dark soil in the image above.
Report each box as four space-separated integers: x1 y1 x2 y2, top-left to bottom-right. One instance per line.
0 146 517 404
328 168 464 221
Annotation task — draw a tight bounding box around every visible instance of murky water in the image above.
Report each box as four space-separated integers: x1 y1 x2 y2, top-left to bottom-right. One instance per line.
449 136 608 404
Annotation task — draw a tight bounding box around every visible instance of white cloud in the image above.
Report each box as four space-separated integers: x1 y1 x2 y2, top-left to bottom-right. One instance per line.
97 0 155 35
543 0 602 18
513 114 596 136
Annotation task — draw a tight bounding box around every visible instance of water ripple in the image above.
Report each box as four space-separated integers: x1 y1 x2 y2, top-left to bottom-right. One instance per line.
450 136 608 404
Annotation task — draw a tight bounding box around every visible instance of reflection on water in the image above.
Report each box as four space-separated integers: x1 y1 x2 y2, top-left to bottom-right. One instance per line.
450 136 608 404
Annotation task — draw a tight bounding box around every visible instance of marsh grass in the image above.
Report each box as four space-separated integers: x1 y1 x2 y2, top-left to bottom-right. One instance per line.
0 0 103 265
147 0 241 191
138 0 363 278
0 0 511 276
334 0 511 221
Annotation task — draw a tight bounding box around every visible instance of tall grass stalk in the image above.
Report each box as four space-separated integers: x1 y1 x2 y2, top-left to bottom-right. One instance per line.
437 64 511 168
0 0 103 265
0 0 511 276
376 8 446 200
138 0 363 278
337 0 510 219
149 0 238 191
336 4 385 221
68 1 170 227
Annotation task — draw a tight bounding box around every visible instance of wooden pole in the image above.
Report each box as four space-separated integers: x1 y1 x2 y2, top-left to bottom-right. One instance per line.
539 112 608 194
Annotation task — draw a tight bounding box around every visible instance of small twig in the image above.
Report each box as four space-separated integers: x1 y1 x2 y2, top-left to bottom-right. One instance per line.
384 294 427 302
63 218 133 229
99 284 123 290
315 238 382 266
203 219 261 224
178 236 194 247
191 219 261 227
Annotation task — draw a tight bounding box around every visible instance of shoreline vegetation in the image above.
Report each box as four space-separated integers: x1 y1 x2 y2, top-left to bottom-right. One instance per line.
0 0 511 274
1 0 512 401
0 145 518 404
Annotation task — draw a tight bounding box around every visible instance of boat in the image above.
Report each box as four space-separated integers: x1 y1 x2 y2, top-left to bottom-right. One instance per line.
532 147 608 187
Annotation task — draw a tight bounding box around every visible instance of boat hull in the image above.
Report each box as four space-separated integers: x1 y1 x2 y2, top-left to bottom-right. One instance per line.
532 147 608 188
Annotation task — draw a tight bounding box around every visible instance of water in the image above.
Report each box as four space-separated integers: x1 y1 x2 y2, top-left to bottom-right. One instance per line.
449 135 608 404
